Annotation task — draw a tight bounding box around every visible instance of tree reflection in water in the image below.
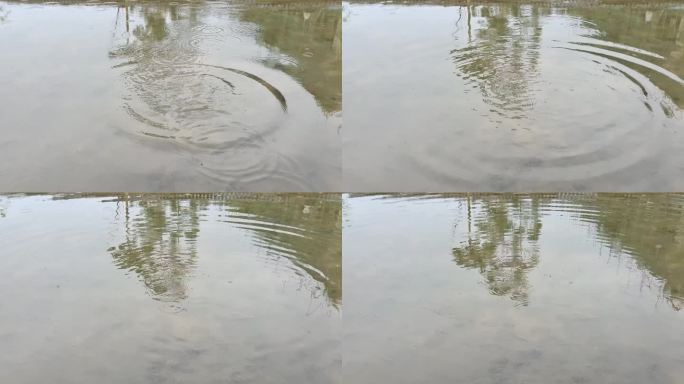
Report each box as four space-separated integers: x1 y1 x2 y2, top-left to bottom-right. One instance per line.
239 1 342 114
0 5 8 23
450 2 684 117
225 194 342 305
452 195 544 306
104 193 341 306
447 193 684 310
108 197 206 302
452 4 543 121
578 194 684 311
109 0 341 115
568 5 684 108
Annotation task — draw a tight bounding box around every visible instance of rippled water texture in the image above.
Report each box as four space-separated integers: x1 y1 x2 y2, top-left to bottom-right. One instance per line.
0 193 341 383
343 1 684 191
344 193 684 384
0 1 341 191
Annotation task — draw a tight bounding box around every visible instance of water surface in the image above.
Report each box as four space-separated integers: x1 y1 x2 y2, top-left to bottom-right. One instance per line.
0 193 341 383
0 1 341 191
343 1 684 191
344 193 684 383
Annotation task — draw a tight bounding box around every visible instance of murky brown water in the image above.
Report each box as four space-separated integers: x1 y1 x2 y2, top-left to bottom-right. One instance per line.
0 1 341 191
344 193 684 383
0 193 341 383
343 1 684 191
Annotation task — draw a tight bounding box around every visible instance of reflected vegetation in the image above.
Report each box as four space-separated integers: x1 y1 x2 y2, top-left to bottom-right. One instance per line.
440 193 683 309
240 2 342 113
353 193 684 310
57 193 341 305
453 5 543 120
0 198 7 218
105 1 341 185
344 193 684 384
581 194 684 310
107 197 206 302
343 1 684 191
227 194 342 304
0 0 341 191
6 0 341 113
451 3 684 118
452 196 543 305
0 5 8 22
0 193 341 384
569 4 684 108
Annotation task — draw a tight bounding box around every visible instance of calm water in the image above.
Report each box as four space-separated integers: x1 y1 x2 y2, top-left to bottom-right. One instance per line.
343 1 684 191
344 194 684 383
0 1 341 191
0 193 341 383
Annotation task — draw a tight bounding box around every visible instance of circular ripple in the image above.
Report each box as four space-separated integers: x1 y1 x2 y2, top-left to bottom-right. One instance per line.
119 61 300 185
191 24 225 35
420 24 684 190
